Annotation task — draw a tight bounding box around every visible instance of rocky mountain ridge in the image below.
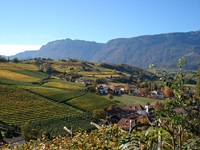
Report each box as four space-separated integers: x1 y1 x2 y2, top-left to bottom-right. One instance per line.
10 31 200 70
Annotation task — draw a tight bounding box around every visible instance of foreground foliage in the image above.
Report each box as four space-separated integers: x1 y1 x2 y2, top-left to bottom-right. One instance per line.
3 125 125 150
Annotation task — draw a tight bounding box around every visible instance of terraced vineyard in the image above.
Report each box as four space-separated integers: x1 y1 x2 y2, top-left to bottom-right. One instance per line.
24 85 86 103
0 61 119 137
68 93 115 112
0 85 83 125
0 70 40 82
0 60 159 138
0 62 38 70
43 79 85 90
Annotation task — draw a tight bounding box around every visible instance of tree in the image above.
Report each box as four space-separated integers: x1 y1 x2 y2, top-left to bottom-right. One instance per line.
107 104 115 110
138 87 148 95
107 94 114 100
92 109 106 119
124 84 130 94
0 56 7 62
95 78 106 84
12 57 19 63
58 73 65 79
0 130 3 141
42 62 52 73
164 86 174 98
196 67 200 97
138 116 149 124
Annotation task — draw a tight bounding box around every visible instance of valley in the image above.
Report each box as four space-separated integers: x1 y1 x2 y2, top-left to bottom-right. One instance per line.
0 57 199 149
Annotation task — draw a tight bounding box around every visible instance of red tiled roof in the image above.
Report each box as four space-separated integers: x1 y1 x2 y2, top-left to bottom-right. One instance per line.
117 118 137 131
123 104 144 111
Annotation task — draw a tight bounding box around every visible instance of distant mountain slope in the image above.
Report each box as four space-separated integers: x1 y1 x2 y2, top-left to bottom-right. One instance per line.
11 50 37 60
92 31 200 69
12 31 200 70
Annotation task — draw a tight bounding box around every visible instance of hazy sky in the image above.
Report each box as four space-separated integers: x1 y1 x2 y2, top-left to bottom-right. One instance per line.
0 0 199 56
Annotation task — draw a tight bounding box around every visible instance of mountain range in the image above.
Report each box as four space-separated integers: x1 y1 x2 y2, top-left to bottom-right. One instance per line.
10 31 200 70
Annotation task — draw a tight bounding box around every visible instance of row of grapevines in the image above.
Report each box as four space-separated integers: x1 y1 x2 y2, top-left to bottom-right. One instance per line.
0 85 82 125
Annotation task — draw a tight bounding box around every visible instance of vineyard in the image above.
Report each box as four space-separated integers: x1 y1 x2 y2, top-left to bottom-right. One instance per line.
0 61 118 138
0 62 38 71
0 58 199 149
0 70 40 82
68 93 115 112
42 79 85 90
0 85 83 125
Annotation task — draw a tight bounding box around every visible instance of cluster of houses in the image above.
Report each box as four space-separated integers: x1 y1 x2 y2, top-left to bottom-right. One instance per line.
75 76 165 99
104 101 191 131
96 84 137 95
104 103 156 131
96 84 164 99
75 78 93 85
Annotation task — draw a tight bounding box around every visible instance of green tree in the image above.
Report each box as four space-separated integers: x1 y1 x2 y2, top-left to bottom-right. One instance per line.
95 78 106 84
0 130 3 141
0 56 7 62
12 57 19 63
92 109 105 119
164 86 174 98
42 62 52 73
196 67 200 96
107 104 115 110
122 58 200 150
107 94 114 100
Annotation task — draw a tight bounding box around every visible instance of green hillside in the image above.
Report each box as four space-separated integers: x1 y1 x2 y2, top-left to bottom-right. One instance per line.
0 60 124 137
1 58 199 149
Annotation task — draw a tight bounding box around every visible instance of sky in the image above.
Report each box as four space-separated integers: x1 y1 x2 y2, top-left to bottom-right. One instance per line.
0 0 200 56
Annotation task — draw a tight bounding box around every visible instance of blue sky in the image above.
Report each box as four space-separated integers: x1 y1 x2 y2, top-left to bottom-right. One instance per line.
0 0 200 56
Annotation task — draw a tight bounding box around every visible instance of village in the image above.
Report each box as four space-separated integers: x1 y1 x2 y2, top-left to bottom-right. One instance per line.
74 77 181 131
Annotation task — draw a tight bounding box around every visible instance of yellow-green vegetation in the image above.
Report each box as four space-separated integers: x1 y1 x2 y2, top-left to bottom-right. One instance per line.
0 70 39 82
3 122 199 150
24 86 86 102
0 62 38 70
0 60 124 138
68 93 115 112
1 58 199 149
43 80 85 90
2 125 125 150
0 85 82 125
105 94 159 107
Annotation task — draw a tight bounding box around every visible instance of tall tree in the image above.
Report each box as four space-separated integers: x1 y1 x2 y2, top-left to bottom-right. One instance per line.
164 86 174 98
196 67 200 96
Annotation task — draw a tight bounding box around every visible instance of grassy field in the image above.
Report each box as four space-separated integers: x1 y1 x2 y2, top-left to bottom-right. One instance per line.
104 94 159 107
